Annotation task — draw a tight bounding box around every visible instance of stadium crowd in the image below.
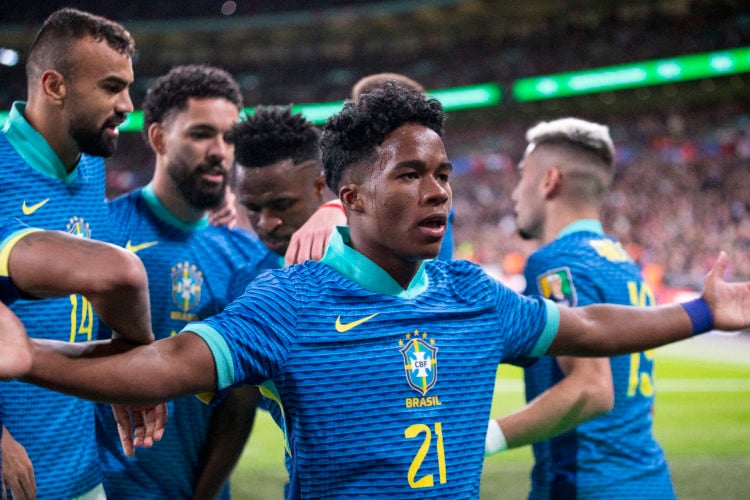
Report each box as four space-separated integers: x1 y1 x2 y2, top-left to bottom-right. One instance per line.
448 100 750 296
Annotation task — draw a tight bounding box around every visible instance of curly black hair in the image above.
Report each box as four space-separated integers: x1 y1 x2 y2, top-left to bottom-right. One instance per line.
27 8 135 83
141 64 242 140
233 105 320 168
321 82 445 192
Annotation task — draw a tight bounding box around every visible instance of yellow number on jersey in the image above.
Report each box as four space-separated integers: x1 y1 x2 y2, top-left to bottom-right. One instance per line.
405 422 447 489
626 281 656 397
69 294 94 343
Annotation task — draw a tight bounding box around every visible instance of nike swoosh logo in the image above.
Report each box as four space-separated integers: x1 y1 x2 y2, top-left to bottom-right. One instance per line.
22 199 50 215
335 313 379 333
125 240 159 253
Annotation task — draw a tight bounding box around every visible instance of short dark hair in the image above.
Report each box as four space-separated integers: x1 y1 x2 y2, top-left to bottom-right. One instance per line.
141 64 242 139
234 106 320 168
351 72 424 102
27 8 135 84
321 82 445 192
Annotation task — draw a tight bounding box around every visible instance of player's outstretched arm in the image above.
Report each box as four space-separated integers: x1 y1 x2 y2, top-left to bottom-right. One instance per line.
8 230 153 344
284 200 346 265
549 251 750 356
23 333 216 405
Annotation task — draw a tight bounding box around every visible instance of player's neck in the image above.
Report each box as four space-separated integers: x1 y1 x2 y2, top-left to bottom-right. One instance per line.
150 180 207 223
24 100 80 172
543 207 600 244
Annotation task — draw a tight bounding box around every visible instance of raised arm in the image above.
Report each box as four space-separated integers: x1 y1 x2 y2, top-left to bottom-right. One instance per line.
24 332 215 405
549 252 750 356
8 230 154 344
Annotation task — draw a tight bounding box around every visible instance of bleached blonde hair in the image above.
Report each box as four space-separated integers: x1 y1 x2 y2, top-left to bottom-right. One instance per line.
525 117 615 168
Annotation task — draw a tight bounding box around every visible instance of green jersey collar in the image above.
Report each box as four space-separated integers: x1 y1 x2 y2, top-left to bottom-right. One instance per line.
557 219 604 239
321 226 429 298
3 101 76 183
141 183 209 232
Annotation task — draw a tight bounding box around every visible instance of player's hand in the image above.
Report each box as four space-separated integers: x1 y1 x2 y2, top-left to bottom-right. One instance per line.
284 201 346 265
1 429 35 500
209 186 238 229
111 403 169 457
702 251 750 331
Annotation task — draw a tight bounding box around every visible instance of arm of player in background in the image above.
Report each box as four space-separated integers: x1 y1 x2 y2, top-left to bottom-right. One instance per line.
284 200 347 265
486 356 613 455
194 385 262 498
208 185 238 229
8 230 154 344
2 427 36 500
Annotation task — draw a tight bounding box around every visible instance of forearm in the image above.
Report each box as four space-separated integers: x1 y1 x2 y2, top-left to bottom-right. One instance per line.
89 285 153 344
9 232 154 344
24 335 214 405
194 386 261 498
497 365 612 448
550 302 694 356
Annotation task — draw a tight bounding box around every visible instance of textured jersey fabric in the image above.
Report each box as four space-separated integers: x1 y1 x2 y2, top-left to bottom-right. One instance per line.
0 216 39 476
185 227 558 499
524 220 675 499
0 118 109 498
96 185 272 499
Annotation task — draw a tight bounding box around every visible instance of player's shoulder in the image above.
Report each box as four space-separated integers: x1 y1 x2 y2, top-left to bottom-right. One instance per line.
208 224 267 254
426 258 504 302
107 189 146 225
427 257 489 278
108 189 142 211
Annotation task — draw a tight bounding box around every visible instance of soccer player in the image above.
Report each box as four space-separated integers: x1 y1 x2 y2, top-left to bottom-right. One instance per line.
97 64 275 499
0 8 155 499
227 105 330 298
18 83 750 499
282 72 455 264
484 118 678 498
0 215 155 496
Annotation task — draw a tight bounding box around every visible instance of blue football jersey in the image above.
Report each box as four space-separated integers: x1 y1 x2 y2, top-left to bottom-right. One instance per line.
185 227 558 499
96 185 273 499
523 220 675 499
0 116 109 498
0 216 39 469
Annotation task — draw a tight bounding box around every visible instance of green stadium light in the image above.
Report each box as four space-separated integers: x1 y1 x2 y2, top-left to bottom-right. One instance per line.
427 83 502 111
513 46 750 102
1 47 747 129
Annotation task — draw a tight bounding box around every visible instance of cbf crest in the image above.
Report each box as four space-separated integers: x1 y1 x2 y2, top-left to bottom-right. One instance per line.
399 330 438 395
171 261 204 313
66 216 91 239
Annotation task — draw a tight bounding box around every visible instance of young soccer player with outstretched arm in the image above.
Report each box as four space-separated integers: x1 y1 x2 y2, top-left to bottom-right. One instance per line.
17 83 750 499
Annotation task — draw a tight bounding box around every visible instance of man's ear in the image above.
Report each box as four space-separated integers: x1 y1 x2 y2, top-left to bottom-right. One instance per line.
40 70 66 105
147 122 167 155
340 184 365 214
543 165 563 199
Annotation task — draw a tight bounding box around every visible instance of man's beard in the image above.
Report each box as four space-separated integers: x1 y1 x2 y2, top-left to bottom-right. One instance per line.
70 123 117 158
169 162 227 210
